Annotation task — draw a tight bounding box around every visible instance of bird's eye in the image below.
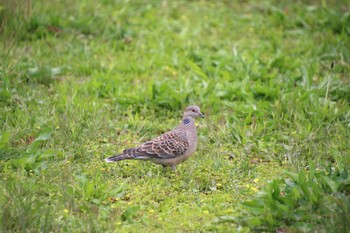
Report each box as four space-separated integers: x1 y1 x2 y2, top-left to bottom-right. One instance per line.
192 110 195 112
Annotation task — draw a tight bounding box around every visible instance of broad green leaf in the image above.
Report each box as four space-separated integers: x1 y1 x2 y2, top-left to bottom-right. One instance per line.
11 155 37 169
186 60 208 79
243 199 265 211
37 149 56 161
111 182 127 196
34 128 53 141
245 216 262 226
0 131 10 149
28 128 53 151
216 216 236 222
121 206 140 222
284 170 299 181
321 175 339 193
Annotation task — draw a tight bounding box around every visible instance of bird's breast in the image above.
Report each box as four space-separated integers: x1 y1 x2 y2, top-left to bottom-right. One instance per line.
185 129 198 155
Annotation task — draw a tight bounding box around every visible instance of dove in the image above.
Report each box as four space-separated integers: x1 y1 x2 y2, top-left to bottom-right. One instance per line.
105 105 204 170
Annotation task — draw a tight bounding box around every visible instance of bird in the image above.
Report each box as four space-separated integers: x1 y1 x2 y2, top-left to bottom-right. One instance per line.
105 105 205 170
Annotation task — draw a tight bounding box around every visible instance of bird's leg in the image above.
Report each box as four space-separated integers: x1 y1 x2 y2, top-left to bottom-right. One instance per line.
161 165 177 175
171 165 179 175
162 165 176 171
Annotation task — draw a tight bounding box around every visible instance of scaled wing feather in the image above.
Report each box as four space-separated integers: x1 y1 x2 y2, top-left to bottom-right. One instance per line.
123 131 189 159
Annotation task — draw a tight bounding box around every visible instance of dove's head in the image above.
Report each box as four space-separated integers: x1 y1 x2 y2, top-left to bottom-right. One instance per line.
183 105 205 119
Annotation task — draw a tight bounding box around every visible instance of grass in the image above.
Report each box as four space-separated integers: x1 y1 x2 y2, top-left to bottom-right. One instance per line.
1 0 350 232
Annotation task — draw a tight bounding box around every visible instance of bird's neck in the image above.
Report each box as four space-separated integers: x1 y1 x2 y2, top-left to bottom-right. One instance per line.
182 117 194 125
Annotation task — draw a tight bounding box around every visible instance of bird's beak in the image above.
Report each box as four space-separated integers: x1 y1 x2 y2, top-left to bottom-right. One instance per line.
200 112 205 118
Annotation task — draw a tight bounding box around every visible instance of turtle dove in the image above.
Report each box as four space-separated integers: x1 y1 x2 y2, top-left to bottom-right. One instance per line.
105 105 204 170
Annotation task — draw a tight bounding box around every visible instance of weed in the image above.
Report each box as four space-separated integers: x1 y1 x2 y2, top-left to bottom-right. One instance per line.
0 0 349 232
225 163 350 232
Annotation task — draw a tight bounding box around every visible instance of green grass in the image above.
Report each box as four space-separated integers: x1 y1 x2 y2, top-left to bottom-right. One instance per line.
1 0 350 232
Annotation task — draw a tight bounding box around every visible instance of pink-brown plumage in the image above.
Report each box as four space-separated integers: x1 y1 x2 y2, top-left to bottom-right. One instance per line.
105 105 204 170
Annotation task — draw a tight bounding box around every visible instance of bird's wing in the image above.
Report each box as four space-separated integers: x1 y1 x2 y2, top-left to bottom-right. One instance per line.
123 131 189 159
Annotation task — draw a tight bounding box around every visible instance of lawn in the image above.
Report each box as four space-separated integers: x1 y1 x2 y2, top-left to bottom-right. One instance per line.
1 0 350 232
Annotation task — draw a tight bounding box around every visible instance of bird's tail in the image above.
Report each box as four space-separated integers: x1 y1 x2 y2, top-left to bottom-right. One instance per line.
104 153 132 163
105 148 148 163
